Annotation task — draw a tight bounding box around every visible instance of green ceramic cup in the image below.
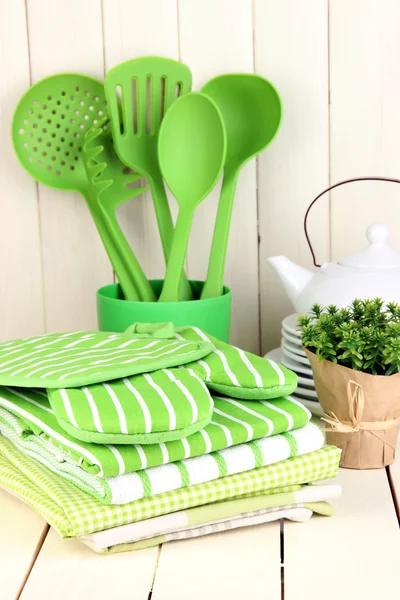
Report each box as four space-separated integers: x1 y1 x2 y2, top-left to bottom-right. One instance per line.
97 280 232 342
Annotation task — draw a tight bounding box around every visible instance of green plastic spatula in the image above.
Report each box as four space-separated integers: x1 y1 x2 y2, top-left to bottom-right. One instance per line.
11 73 143 301
83 117 156 302
200 74 282 299
158 92 226 302
104 56 194 300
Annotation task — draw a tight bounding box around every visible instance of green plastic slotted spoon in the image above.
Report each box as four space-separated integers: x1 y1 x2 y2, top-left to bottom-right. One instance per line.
83 117 156 302
158 92 227 302
11 73 142 301
104 56 193 300
200 74 282 299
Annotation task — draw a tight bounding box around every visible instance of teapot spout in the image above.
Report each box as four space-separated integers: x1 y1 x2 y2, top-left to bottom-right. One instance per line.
268 256 314 309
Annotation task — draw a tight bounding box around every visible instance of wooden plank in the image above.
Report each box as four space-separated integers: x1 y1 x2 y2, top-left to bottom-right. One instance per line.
0 488 48 600
178 0 259 353
284 468 400 598
152 523 281 600
330 0 400 262
102 0 180 284
26 0 112 332
0 0 45 341
21 528 159 600
254 0 330 354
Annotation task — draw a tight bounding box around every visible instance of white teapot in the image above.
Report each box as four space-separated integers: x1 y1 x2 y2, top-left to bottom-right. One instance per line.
268 177 400 313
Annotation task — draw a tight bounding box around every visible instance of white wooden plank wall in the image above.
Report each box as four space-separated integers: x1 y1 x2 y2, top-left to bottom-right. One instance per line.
0 0 398 352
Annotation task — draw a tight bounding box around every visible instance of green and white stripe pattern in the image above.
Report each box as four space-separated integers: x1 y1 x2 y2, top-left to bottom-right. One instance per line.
0 433 341 537
0 406 323 504
0 330 212 388
0 386 311 478
177 327 298 399
48 367 214 444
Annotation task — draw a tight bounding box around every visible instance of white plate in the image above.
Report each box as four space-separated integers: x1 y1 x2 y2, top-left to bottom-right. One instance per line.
281 339 306 358
295 385 318 399
282 313 302 335
297 374 315 387
282 344 311 365
281 328 302 346
264 348 314 377
288 395 323 418
281 354 313 376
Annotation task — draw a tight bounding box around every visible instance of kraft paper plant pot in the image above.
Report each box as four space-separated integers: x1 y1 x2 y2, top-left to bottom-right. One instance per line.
305 349 400 469
97 280 232 342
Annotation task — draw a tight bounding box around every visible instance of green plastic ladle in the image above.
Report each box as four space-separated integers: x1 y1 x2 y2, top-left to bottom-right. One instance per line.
200 74 282 299
158 92 226 302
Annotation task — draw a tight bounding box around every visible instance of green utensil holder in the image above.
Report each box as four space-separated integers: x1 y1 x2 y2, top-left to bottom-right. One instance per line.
97 280 232 342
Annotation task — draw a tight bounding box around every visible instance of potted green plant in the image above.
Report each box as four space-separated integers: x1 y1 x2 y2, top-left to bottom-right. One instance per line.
298 299 400 469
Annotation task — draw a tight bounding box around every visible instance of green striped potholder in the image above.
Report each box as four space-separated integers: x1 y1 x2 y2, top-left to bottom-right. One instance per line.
47 368 214 444
176 327 297 399
0 324 212 389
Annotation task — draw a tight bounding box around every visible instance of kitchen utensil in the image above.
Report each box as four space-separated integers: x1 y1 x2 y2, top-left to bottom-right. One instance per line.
104 56 193 300
83 117 155 302
201 74 282 299
158 92 226 302
12 73 142 301
281 339 306 358
269 177 400 313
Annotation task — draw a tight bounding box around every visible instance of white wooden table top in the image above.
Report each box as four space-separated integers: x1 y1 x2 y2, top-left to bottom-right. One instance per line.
1 446 399 600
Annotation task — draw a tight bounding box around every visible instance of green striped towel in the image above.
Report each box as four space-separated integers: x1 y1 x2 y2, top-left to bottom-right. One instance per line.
0 405 323 504
177 326 297 399
47 367 214 444
0 327 212 388
0 434 341 537
0 386 310 478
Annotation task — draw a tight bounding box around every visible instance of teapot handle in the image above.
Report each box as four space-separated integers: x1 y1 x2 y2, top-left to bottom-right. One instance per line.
304 176 400 267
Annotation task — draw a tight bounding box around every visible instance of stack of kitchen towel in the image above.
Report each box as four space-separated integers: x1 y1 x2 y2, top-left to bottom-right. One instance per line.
0 322 341 554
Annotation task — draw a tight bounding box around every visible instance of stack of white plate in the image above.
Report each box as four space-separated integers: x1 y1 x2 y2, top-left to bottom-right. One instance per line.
264 314 323 417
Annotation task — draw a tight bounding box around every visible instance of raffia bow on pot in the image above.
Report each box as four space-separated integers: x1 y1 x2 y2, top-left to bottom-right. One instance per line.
305 349 400 469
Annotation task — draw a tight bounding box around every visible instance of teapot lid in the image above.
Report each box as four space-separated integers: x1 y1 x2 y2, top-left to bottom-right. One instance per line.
339 224 400 268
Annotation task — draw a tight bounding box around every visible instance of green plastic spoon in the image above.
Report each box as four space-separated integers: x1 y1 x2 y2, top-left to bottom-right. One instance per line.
11 73 143 301
200 74 282 299
104 56 193 300
158 92 226 303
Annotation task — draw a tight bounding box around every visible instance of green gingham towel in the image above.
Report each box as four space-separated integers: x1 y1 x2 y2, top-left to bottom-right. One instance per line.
0 386 310 478
0 406 323 504
81 481 341 553
177 326 298 399
0 434 341 537
0 325 212 388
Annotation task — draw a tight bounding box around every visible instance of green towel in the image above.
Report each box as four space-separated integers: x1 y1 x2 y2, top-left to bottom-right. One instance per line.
0 405 323 504
0 386 310 477
0 434 341 537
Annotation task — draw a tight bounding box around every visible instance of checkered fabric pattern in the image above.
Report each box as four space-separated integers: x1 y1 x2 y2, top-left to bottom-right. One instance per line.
0 435 340 537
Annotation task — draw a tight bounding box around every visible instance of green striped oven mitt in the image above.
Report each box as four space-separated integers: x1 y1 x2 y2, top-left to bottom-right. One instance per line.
176 326 297 400
0 322 297 445
0 323 214 444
